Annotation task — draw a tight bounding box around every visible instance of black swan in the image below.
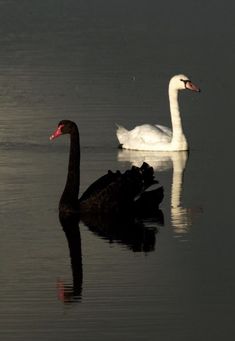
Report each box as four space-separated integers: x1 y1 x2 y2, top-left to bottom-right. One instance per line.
50 120 163 217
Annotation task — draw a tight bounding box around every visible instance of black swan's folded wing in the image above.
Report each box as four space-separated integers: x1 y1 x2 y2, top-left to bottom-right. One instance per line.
79 162 162 215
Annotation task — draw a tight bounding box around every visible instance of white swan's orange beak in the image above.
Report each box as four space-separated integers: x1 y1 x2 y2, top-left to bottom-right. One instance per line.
185 81 201 92
49 124 64 140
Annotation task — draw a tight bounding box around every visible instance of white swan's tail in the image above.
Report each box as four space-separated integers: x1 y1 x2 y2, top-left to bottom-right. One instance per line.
116 124 129 146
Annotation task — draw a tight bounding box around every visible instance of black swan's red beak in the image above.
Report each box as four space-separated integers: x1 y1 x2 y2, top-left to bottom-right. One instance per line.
50 124 64 140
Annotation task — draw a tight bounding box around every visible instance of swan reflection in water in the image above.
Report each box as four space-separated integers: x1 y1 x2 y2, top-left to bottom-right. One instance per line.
57 207 164 304
81 207 164 253
118 150 198 234
57 213 83 304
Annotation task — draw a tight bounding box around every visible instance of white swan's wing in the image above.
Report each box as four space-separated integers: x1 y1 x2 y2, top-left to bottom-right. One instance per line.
130 124 172 144
116 123 172 150
155 125 172 137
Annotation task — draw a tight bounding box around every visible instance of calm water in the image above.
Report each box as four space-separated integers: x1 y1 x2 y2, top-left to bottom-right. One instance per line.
0 0 234 340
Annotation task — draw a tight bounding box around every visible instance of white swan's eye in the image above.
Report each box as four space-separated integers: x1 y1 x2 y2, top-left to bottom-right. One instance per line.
180 79 191 88
180 79 190 83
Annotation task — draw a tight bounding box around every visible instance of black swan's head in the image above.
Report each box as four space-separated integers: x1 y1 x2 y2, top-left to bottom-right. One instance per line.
50 120 80 215
50 120 77 140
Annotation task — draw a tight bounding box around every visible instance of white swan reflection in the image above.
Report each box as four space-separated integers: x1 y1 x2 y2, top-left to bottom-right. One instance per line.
118 150 194 234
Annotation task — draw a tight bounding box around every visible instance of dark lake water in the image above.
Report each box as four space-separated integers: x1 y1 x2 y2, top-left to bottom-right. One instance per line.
0 0 235 340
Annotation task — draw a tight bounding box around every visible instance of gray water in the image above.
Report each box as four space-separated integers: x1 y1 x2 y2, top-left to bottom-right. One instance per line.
0 0 234 340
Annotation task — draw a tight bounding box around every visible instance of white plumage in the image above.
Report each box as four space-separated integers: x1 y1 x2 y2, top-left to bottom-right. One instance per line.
116 74 200 151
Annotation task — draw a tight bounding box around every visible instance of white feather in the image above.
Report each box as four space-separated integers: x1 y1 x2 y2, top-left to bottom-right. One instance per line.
116 74 200 151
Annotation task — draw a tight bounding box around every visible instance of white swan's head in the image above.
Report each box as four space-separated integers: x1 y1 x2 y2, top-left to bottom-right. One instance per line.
169 74 201 92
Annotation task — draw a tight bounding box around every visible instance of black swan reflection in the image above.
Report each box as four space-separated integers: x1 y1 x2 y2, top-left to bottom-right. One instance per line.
82 210 163 253
50 120 163 217
57 214 83 303
58 210 163 303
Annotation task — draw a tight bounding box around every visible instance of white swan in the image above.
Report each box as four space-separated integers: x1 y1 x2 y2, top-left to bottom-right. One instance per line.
116 74 200 151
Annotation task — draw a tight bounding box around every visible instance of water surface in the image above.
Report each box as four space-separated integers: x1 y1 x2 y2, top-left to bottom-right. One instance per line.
0 0 234 340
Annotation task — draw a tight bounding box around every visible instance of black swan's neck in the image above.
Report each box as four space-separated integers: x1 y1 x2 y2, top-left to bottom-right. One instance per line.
60 126 80 209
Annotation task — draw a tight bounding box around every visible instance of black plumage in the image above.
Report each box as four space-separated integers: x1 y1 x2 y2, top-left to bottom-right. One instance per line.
50 120 163 217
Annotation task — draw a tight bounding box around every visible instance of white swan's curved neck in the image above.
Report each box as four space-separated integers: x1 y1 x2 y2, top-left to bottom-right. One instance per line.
168 85 188 151
169 87 183 137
